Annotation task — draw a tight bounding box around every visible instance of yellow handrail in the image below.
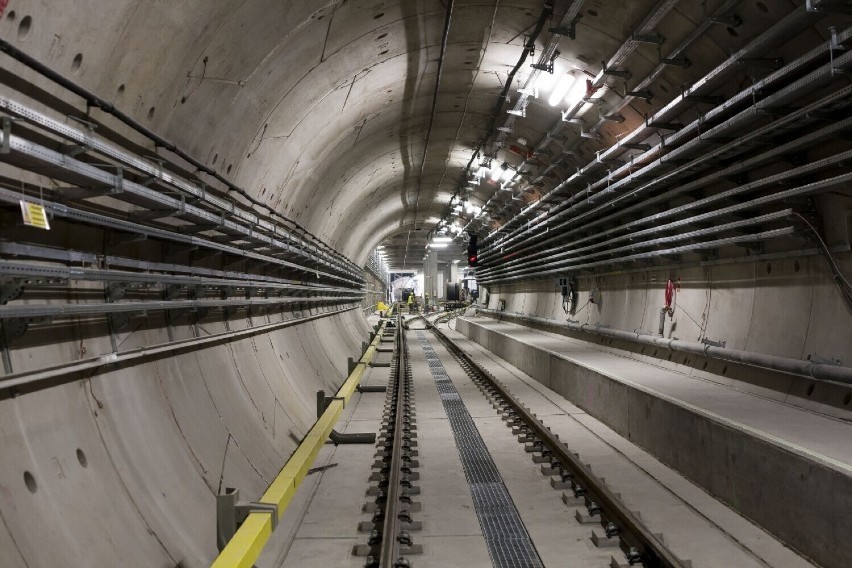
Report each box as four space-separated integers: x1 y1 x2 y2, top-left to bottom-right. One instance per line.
211 308 393 567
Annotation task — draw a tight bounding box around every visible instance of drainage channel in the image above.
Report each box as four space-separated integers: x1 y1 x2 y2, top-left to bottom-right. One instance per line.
426 322 688 568
415 330 544 568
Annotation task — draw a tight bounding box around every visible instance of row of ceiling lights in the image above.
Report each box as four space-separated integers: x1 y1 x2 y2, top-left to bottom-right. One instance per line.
437 61 591 236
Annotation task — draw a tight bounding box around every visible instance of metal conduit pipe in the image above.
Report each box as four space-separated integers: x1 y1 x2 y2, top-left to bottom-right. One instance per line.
480 140 852 279
478 209 795 280
481 112 852 276
0 40 357 272
480 42 852 261
485 4 825 245
480 168 852 281
587 0 743 136
476 308 852 385
485 47 851 262
478 226 799 283
460 0 681 236
483 6 831 250
491 0 582 149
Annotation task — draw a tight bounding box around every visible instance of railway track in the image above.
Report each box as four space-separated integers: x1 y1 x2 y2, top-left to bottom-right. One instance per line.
351 310 689 567
425 318 690 568
354 311 422 567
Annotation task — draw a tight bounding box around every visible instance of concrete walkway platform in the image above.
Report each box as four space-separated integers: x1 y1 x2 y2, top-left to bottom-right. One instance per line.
455 315 852 567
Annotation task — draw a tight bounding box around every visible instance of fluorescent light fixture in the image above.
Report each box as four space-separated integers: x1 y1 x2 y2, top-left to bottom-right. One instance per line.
428 242 449 248
489 166 502 182
501 167 514 182
432 236 452 243
548 72 577 107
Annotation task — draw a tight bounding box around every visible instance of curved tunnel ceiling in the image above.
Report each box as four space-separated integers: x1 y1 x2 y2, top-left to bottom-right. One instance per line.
2 2 852 567
6 0 825 269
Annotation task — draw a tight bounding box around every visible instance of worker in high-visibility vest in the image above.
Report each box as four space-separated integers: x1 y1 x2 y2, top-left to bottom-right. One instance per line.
407 293 414 314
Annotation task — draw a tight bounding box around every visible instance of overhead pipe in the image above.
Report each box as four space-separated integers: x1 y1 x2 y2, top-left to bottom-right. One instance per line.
480 139 852 279
478 226 798 284
480 112 852 277
0 40 358 272
476 309 852 385
478 208 797 281
460 0 679 236
480 39 852 262
484 5 831 251
453 1 554 196
479 165 852 281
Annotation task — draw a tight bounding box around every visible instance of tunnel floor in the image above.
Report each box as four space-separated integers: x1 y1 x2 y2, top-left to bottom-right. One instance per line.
264 316 811 568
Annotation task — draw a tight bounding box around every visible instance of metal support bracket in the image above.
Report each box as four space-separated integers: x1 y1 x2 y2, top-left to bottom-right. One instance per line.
709 14 743 26
316 389 376 444
806 0 852 14
807 353 842 366
601 60 632 79
1 116 13 154
701 337 727 349
0 278 24 304
661 56 691 68
216 487 278 552
626 89 653 101
632 32 664 44
549 13 582 40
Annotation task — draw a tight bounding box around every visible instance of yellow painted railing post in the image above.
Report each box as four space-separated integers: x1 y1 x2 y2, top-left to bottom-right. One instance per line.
211 308 394 567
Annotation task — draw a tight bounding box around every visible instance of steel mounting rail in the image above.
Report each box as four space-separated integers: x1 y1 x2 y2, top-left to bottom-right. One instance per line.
427 321 687 568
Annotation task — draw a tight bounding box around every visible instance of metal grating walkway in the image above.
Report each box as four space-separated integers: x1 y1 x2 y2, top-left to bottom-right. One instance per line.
416 331 544 568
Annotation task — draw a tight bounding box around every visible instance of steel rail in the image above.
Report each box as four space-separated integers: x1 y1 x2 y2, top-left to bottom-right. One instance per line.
378 312 408 568
212 313 392 568
426 321 686 567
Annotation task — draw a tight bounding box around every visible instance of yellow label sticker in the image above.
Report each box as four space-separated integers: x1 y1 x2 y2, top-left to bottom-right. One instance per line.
19 200 50 230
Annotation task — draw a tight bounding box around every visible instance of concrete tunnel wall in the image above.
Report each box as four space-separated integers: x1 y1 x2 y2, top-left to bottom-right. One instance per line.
1 307 373 567
0 1 409 565
1 0 852 566
481 255 852 412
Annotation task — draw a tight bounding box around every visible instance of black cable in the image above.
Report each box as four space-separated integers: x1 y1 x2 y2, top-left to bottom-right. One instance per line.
446 1 554 222
795 212 852 310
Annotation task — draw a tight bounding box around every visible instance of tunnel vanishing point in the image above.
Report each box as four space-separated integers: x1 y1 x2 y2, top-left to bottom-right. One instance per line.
1 1 852 567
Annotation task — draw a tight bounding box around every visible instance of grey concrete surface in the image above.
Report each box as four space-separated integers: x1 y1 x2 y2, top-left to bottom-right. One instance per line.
0 1 851 567
276 323 817 567
457 316 852 567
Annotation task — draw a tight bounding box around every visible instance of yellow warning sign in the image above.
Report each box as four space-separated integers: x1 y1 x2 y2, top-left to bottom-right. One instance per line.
19 200 50 230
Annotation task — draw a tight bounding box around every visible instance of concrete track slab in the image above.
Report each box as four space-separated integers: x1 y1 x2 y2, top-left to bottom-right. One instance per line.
457 316 852 567
446 323 816 568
